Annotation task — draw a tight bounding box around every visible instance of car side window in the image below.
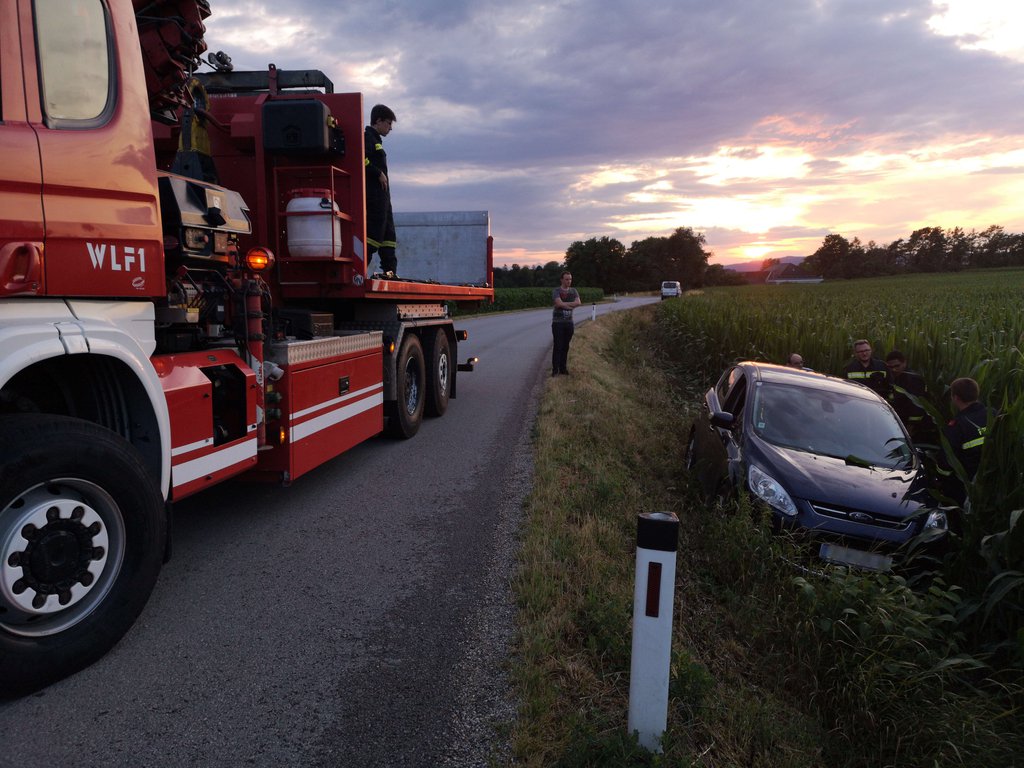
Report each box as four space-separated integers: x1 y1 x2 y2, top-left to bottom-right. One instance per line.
33 0 114 127
715 367 733 404
723 376 747 420
716 367 741 404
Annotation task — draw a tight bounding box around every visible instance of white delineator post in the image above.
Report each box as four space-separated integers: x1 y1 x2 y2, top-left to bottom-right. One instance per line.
627 511 679 752
591 303 596 321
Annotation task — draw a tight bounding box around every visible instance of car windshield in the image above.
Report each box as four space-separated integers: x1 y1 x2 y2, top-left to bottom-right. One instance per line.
751 382 913 469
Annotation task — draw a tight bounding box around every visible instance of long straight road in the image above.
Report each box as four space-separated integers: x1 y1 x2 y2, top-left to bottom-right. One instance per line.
0 296 656 767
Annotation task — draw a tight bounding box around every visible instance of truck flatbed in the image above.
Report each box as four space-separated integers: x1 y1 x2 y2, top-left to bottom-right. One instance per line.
364 276 493 301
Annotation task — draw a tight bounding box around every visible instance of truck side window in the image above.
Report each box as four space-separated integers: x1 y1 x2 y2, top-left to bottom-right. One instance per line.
33 0 113 126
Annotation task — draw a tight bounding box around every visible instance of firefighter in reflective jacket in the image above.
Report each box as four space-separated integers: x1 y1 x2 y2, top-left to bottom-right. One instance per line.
843 339 889 397
885 350 935 443
364 104 398 277
936 377 991 505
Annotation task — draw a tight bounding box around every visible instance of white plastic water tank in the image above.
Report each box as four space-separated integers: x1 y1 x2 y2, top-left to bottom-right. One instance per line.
286 188 341 258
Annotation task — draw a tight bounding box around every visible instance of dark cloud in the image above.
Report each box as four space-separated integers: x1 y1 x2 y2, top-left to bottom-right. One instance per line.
204 0 1024 264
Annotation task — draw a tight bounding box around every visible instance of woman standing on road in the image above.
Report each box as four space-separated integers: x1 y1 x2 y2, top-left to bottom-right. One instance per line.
551 271 582 376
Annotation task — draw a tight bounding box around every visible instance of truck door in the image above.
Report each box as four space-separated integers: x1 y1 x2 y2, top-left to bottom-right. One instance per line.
23 0 165 299
0 0 45 297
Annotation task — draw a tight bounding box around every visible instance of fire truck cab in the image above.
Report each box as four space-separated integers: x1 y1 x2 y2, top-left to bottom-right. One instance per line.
0 0 492 692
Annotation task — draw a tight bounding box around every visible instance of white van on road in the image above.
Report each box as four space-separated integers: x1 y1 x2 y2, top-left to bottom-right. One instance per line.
661 280 682 299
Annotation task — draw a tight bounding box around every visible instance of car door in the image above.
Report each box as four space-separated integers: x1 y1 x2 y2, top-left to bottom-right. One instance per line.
715 366 749 489
692 366 744 496
0 0 45 297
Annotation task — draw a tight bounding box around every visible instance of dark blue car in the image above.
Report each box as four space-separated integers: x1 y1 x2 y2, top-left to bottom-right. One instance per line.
685 362 947 571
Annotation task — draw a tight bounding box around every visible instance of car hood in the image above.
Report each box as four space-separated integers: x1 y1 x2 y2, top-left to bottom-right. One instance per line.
750 437 926 520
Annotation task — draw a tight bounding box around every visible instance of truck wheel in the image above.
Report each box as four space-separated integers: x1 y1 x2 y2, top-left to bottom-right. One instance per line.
385 334 426 438
0 414 165 694
424 328 451 418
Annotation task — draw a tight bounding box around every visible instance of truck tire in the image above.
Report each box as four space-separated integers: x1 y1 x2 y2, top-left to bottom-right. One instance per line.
0 414 165 694
385 334 426 439
424 328 451 418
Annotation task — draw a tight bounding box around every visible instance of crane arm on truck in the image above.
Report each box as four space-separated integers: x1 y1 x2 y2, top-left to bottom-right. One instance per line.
133 0 212 124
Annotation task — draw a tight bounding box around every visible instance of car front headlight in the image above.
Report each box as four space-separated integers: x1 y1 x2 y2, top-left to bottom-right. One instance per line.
748 465 798 517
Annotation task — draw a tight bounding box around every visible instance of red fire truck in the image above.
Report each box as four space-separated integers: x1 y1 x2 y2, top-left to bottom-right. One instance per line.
0 0 493 692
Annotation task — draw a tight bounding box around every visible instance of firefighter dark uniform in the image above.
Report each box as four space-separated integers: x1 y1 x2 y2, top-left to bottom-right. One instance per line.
889 368 933 442
936 401 991 505
843 357 889 398
364 124 397 275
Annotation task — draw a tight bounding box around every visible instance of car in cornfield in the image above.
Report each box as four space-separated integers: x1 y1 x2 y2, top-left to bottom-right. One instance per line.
684 362 947 571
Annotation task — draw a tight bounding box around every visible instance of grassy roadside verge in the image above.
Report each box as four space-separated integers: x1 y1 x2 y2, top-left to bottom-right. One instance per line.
510 305 1023 766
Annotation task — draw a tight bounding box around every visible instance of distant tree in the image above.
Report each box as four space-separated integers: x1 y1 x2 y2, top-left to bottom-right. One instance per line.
761 257 781 272
493 260 567 288
972 225 1024 268
625 236 672 291
565 236 626 291
536 261 564 286
704 264 748 286
804 234 854 279
860 240 891 276
947 227 972 272
904 227 947 272
623 228 709 291
844 237 868 278
668 227 710 288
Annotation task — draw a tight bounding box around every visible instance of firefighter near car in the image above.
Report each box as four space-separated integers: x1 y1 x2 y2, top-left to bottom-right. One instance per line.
843 339 890 398
0 0 493 692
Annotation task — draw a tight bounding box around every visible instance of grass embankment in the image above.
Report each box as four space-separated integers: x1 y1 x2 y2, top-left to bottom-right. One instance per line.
511 303 1023 767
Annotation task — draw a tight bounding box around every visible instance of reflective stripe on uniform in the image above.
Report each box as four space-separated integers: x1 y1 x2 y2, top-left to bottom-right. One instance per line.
847 371 868 379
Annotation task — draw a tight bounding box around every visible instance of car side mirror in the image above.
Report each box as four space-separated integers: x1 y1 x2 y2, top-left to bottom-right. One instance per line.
710 411 735 429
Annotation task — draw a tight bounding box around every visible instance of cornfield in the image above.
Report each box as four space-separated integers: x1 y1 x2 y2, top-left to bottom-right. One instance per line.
658 267 1024 667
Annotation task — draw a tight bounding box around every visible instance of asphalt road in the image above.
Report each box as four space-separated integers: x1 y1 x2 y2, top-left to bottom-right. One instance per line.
0 295 656 767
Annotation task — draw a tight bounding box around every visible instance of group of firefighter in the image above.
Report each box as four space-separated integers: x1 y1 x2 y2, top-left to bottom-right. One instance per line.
787 339 991 506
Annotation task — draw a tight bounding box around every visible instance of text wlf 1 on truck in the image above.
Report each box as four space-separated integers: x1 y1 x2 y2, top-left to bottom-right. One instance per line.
0 0 493 693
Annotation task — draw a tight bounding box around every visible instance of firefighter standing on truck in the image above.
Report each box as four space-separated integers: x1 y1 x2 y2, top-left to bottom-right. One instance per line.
364 104 398 278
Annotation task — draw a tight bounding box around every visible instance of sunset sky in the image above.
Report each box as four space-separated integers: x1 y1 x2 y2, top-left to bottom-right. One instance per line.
205 0 1024 267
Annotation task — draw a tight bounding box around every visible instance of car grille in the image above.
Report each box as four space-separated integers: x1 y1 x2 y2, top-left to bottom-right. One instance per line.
810 502 913 532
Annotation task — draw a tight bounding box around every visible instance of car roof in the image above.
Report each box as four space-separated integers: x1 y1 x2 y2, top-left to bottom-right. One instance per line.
737 361 880 400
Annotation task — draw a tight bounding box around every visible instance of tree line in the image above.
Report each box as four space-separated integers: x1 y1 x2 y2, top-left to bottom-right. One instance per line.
801 225 1024 279
493 224 1024 290
494 227 709 292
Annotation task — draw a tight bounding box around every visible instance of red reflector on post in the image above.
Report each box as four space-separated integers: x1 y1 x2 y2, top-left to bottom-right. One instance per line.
645 562 662 618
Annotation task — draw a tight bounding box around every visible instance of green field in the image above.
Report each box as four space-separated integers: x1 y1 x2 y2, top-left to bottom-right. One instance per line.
513 270 1024 766
659 269 1024 522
